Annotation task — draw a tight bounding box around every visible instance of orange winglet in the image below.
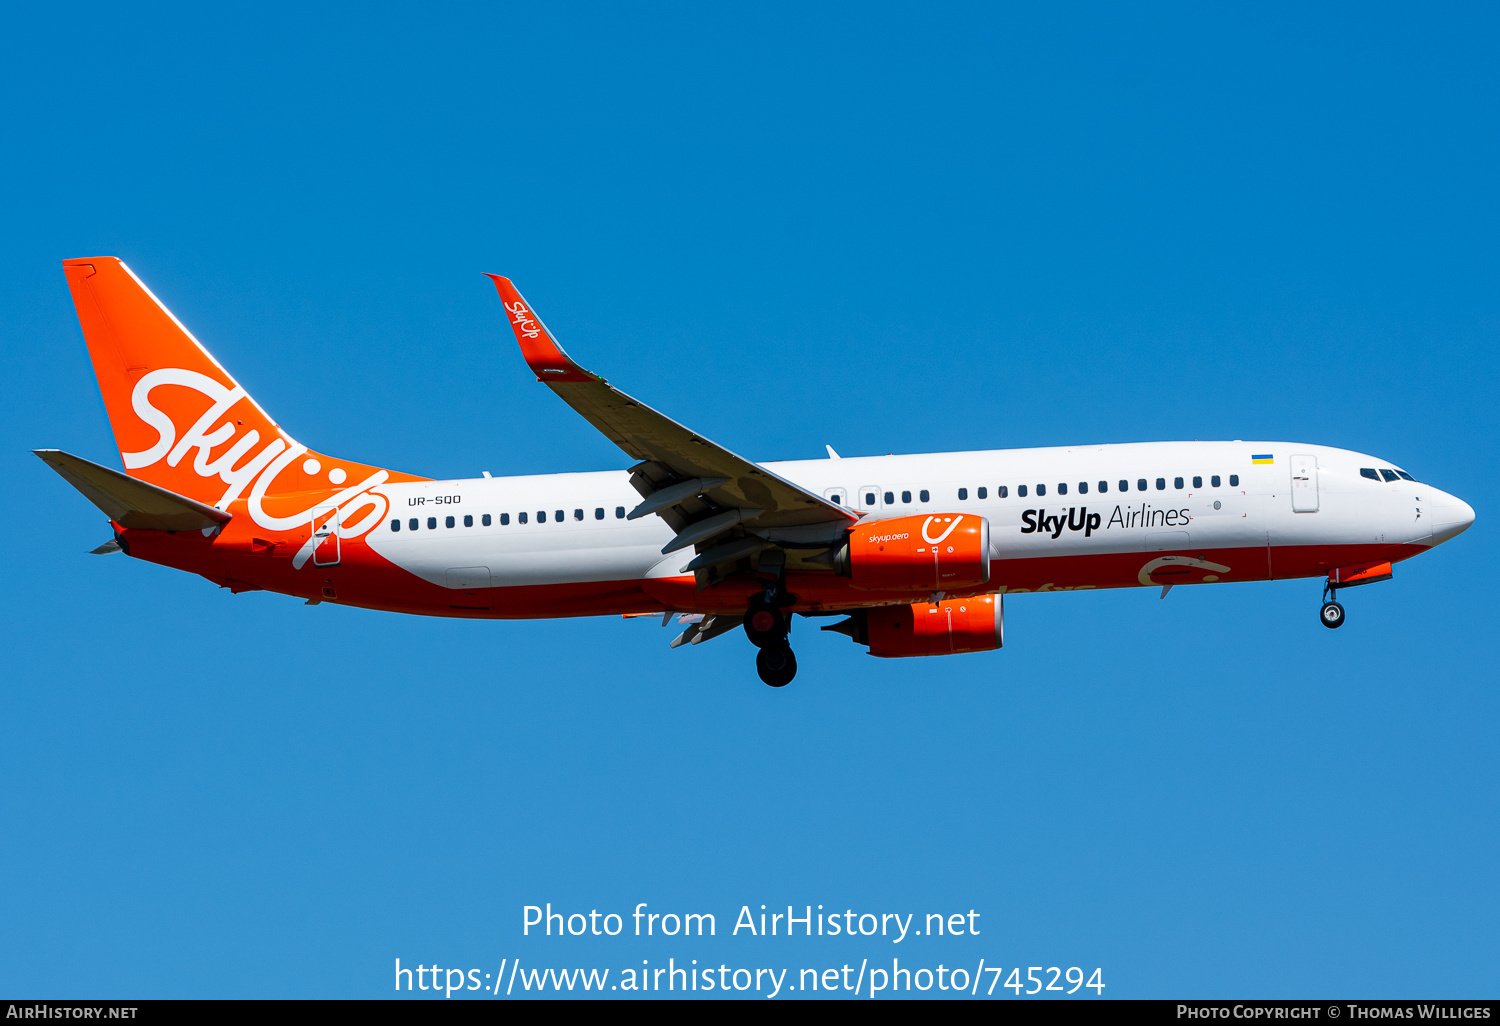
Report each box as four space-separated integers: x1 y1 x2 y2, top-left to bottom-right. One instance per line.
485 275 600 384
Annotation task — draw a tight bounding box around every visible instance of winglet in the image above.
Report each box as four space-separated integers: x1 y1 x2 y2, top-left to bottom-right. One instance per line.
485 275 601 384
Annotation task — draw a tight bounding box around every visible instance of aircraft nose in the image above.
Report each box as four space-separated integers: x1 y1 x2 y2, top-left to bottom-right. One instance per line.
1429 492 1475 545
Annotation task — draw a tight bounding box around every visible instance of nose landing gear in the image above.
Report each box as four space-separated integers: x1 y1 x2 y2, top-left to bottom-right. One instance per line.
1319 580 1347 629
1318 561 1395 630
1320 600 1346 629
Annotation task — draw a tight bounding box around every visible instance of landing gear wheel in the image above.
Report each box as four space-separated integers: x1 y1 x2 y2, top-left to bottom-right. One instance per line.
756 644 797 687
743 598 789 649
1320 601 1346 629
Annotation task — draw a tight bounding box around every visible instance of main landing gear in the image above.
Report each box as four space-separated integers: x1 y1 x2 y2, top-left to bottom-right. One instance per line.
745 588 798 687
756 645 797 688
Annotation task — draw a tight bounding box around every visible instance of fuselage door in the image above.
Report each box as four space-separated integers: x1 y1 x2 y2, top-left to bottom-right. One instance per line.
856 485 881 512
823 486 849 508
1290 454 1319 512
312 506 340 566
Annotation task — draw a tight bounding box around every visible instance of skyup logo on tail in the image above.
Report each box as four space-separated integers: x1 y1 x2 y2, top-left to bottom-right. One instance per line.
125 368 391 558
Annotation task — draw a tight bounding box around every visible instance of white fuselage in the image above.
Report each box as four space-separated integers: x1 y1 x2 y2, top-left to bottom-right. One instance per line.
364 441 1472 593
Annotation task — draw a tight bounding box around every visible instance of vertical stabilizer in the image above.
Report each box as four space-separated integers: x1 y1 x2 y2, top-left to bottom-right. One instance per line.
60 258 421 520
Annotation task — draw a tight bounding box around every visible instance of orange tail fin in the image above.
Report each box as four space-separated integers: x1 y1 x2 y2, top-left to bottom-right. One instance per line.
61 258 421 521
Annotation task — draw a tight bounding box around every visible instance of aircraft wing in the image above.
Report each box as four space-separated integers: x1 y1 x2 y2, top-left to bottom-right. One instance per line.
487 276 856 560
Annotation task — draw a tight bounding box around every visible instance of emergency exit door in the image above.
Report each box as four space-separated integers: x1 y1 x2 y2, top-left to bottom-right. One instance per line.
1290 454 1319 512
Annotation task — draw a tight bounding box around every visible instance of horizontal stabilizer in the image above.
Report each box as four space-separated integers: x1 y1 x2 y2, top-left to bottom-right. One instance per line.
35 449 233 532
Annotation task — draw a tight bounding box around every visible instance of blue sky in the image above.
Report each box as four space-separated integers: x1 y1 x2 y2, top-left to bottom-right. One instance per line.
1 2 1496 999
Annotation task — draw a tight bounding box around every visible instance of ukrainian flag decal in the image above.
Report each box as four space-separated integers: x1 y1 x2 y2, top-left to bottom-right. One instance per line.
1251 454 1274 465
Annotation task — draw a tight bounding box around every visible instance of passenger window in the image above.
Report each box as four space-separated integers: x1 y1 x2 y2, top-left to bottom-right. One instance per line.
427 517 437 529
1156 478 1166 490
1079 482 1088 494
445 515 455 528
1058 483 1067 495
901 490 911 503
615 506 625 519
519 512 528 524
1211 475 1221 487
958 488 968 500
884 491 894 505
997 486 1008 498
1396 471 1416 482
1380 469 1399 482
977 487 987 499
1017 485 1027 498
864 492 877 506
1229 475 1239 486
595 507 605 520
1098 480 1108 493
919 489 929 502
390 519 400 532
483 514 493 526
1192 476 1202 488
1119 480 1128 492
1137 479 1147 491
1174 477 1183 489
556 510 565 521
464 514 473 527
499 513 509 525
535 511 545 523
574 509 583 521
830 494 842 506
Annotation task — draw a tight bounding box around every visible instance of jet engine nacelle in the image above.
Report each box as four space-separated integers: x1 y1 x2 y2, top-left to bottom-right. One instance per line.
838 513 991 591
825 595 1004 658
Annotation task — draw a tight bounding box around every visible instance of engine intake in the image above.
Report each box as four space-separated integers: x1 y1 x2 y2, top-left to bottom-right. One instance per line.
837 513 991 591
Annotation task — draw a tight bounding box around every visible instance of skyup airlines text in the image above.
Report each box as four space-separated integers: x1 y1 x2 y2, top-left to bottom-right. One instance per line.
1021 504 1191 538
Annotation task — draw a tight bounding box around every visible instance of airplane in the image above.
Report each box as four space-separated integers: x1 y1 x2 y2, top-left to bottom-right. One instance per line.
38 258 1476 687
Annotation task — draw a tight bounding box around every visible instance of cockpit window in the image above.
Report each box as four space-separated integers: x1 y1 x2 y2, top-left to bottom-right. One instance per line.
1360 468 1380 481
1396 471 1416 482
1380 469 1400 482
